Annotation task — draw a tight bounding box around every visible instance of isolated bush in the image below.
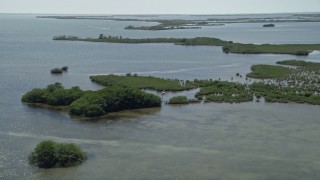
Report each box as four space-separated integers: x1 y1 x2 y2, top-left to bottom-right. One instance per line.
168 96 189 104
29 140 86 168
51 68 63 74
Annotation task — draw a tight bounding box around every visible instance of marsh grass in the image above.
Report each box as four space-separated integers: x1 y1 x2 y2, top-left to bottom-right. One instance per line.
90 75 195 91
246 65 293 79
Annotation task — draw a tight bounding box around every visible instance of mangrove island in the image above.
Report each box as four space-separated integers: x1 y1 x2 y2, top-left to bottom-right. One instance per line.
53 34 320 56
29 140 86 168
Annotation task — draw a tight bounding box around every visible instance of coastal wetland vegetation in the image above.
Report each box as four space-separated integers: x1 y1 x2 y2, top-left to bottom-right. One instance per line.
23 59 320 116
29 140 86 169
22 82 161 118
53 35 320 56
50 66 68 74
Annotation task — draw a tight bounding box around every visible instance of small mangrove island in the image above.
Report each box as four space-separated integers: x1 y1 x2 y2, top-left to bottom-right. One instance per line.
53 34 320 56
89 62 320 105
263 24 275 27
195 81 253 103
247 60 320 104
90 74 195 91
51 66 68 74
21 82 161 117
22 60 320 118
29 140 86 168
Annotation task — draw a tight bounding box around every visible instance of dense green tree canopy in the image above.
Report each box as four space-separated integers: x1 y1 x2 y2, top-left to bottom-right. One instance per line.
29 140 86 168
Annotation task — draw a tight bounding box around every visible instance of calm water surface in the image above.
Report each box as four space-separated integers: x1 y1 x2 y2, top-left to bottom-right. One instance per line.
1 14 320 179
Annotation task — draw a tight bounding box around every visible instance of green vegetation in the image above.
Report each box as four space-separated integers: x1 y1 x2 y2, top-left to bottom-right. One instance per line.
21 83 84 106
247 60 320 86
195 81 253 103
54 35 229 47
276 59 320 67
22 82 161 117
222 43 318 56
168 96 201 104
125 25 201 30
168 96 189 104
187 99 202 103
51 68 63 74
23 60 320 116
53 35 320 56
263 24 275 27
29 140 86 168
69 86 161 117
250 82 320 105
51 66 69 74
246 64 293 79
245 60 320 104
90 75 195 91
52 35 79 40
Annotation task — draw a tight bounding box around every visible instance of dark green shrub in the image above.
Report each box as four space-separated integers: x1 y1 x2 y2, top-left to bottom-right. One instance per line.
90 75 195 91
21 88 49 103
29 140 57 168
69 86 161 117
295 51 309 56
51 68 63 74
69 92 105 117
22 83 83 106
47 82 64 93
47 86 84 106
55 143 86 167
168 96 189 104
29 140 86 168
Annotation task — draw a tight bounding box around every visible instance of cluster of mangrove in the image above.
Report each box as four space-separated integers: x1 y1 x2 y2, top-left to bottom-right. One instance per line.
69 86 161 117
263 24 275 27
250 82 320 105
53 34 320 56
248 60 320 88
191 77 320 105
51 66 68 74
23 60 320 116
195 81 253 103
124 19 221 30
222 43 317 56
90 75 253 103
125 25 201 30
29 140 86 168
246 64 293 79
168 96 201 105
90 74 195 91
21 82 161 117
21 83 83 106
90 64 320 105
54 35 229 46
246 60 320 104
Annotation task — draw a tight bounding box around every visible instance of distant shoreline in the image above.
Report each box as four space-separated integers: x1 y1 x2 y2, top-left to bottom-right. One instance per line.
53 35 320 56
37 13 320 24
